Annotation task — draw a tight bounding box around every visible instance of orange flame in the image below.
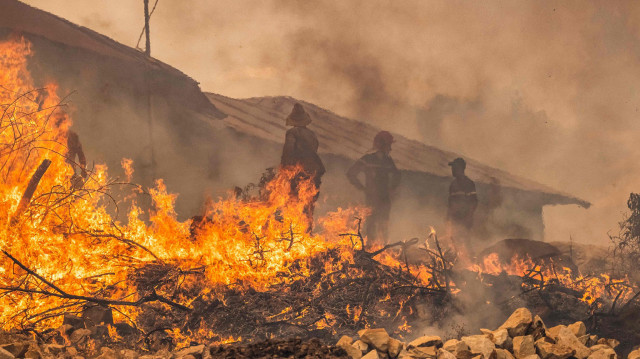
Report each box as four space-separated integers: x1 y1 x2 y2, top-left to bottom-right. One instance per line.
0 37 372 335
471 253 634 306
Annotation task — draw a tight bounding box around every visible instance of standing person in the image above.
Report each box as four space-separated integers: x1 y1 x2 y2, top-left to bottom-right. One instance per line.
52 109 87 188
36 90 87 188
280 103 325 232
446 157 478 258
346 131 401 242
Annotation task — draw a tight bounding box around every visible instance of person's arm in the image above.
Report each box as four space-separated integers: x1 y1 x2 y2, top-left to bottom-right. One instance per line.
389 159 401 191
446 181 454 221
281 130 296 167
346 159 366 191
77 141 87 178
68 132 87 178
469 181 478 213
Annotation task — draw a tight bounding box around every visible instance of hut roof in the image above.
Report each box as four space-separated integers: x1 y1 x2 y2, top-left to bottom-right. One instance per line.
207 93 590 208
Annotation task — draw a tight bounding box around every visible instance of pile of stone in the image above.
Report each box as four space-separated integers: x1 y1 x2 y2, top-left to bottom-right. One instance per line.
336 308 640 359
0 336 348 359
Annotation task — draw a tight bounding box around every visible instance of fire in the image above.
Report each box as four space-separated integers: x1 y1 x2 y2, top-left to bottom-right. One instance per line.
0 37 367 333
0 37 434 345
471 252 635 306
8 35 628 346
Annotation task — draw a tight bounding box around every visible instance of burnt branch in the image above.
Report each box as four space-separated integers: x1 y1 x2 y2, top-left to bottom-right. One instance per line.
1 250 191 312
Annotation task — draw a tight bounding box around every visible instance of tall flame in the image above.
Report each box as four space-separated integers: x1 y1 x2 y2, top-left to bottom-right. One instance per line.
0 37 373 332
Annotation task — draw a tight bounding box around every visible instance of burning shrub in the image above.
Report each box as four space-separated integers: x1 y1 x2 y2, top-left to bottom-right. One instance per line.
0 36 451 349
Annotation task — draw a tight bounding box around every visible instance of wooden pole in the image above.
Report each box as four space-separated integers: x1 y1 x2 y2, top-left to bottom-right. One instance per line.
144 0 151 56
143 0 156 179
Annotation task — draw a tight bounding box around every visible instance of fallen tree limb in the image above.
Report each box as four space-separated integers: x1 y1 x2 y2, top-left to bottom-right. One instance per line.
10 158 51 225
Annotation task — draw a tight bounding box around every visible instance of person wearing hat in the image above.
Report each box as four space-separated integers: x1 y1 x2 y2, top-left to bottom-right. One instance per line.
446 157 478 257
281 103 326 232
346 131 401 242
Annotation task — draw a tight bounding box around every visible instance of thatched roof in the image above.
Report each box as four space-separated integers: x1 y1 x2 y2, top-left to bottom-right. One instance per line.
207 93 590 208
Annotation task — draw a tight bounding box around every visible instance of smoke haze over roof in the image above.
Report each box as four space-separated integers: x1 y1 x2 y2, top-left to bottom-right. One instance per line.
20 0 640 244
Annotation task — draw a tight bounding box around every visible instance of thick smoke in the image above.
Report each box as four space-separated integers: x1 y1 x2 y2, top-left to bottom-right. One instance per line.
22 0 640 245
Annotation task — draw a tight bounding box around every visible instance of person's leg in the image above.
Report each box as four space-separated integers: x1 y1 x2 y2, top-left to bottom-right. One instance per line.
365 204 379 243
378 201 391 242
303 177 321 234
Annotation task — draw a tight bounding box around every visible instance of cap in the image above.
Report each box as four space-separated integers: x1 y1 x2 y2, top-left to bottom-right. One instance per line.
448 157 466 168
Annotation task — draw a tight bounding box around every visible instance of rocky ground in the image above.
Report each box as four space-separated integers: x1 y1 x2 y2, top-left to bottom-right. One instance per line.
334 308 637 359
1 308 638 359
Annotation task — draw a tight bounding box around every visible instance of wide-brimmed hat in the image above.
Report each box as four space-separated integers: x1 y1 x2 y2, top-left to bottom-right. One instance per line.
286 103 312 126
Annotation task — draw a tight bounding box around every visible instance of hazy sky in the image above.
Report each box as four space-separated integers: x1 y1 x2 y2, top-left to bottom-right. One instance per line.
22 0 640 245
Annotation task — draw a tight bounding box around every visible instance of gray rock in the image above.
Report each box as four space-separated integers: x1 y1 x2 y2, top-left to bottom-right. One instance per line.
0 343 29 358
498 308 533 337
405 346 437 359
121 349 140 359
535 340 575 359
568 322 587 338
43 344 65 356
596 339 620 349
0 347 14 359
513 336 535 358
338 336 354 346
24 348 40 359
545 326 565 341
337 339 362 359
443 339 472 359
556 327 591 359
354 340 369 353
462 335 496 359
496 349 515 359
363 350 381 359
437 348 457 359
174 345 205 359
408 336 443 349
482 329 509 348
590 345 613 352
528 316 547 341
360 329 391 352
97 347 118 359
389 338 404 358
578 336 590 346
587 348 616 359
627 348 640 359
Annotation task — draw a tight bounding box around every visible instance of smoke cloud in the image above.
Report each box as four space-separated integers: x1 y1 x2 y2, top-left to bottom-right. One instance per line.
22 0 640 245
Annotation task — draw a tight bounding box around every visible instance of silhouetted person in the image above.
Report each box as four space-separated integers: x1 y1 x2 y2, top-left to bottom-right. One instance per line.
280 103 325 232
52 110 87 188
446 157 478 257
347 131 400 242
